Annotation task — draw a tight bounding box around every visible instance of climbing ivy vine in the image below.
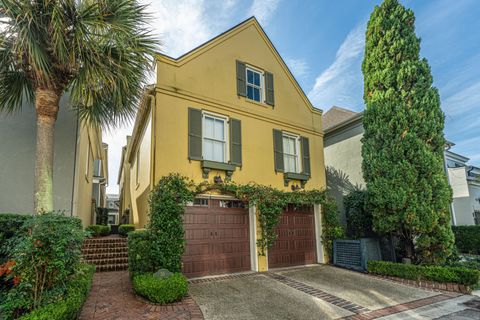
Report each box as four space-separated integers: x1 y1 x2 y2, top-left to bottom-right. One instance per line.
149 173 344 265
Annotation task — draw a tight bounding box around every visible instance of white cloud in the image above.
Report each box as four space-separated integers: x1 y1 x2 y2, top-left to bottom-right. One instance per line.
442 81 480 116
285 58 310 81
308 22 366 109
247 0 279 25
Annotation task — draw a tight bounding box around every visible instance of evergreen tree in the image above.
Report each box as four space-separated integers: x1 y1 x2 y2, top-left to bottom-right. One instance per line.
361 0 454 263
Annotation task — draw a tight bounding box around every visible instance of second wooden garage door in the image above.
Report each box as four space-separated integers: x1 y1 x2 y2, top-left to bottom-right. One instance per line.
182 199 250 278
268 205 317 268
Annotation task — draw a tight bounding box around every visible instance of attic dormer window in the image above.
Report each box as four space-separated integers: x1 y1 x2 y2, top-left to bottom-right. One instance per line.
246 67 264 103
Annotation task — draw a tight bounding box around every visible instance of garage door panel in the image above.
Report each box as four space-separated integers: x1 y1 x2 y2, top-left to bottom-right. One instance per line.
183 200 250 278
268 207 316 269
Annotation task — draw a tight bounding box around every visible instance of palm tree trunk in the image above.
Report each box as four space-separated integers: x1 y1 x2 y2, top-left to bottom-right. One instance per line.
34 88 60 214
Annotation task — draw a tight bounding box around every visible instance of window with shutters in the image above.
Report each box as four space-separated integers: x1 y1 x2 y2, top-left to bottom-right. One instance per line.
203 113 228 163
282 133 301 173
246 66 264 103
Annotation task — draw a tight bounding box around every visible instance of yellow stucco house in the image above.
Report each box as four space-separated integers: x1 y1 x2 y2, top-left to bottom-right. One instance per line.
118 17 326 277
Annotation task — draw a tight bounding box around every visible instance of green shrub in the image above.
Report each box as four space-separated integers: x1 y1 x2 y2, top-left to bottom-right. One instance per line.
1 213 85 319
19 263 95 320
344 190 375 239
118 224 135 237
367 261 480 287
85 224 111 237
132 273 188 304
128 231 156 273
0 214 31 263
452 226 480 255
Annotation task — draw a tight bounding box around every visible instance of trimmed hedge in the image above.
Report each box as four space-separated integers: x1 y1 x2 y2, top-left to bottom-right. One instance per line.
85 224 110 237
19 263 95 320
452 226 480 255
118 224 135 237
368 261 480 287
132 273 188 304
128 231 156 273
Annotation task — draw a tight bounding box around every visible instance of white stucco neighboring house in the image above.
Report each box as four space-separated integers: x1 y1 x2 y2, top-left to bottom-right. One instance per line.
323 106 480 226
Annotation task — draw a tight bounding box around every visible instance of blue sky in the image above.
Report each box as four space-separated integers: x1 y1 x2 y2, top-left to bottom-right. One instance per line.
106 0 480 192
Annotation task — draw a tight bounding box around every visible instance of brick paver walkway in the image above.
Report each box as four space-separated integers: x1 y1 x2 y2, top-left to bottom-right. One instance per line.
79 271 203 320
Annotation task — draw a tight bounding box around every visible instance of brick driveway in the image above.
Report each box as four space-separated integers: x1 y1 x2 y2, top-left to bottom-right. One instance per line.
79 271 203 320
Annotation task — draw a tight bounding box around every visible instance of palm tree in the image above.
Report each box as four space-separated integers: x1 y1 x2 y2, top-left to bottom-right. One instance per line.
0 0 157 213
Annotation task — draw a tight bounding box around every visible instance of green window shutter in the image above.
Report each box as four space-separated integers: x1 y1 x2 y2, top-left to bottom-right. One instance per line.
188 108 202 160
236 60 247 97
230 118 242 166
273 129 284 172
301 136 311 176
265 71 275 106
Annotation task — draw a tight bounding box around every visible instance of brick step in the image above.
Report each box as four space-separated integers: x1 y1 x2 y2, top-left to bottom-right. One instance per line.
94 263 129 272
83 238 127 244
82 243 128 250
82 246 128 254
83 251 128 261
86 257 128 266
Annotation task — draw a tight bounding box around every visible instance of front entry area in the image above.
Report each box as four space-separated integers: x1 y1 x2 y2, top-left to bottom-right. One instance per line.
268 205 317 268
182 198 251 278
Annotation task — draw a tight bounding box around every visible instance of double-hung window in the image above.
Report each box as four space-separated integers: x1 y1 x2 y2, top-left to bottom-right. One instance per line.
203 113 227 163
283 133 301 173
246 67 264 103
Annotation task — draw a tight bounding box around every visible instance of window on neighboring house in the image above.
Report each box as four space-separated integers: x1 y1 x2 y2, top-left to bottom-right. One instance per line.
85 145 92 180
203 113 227 163
282 133 301 173
135 150 140 185
474 210 480 225
246 67 263 103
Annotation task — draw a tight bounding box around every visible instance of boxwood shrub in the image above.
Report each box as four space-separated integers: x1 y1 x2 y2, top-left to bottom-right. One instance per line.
368 261 480 287
452 226 480 255
85 224 110 237
128 231 156 273
132 273 188 304
118 224 135 237
19 263 95 320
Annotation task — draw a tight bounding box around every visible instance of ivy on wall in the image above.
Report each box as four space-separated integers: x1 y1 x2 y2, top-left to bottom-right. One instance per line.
148 173 344 268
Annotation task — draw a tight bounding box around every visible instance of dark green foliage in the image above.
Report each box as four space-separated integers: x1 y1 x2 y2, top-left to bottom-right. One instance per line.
85 224 111 237
1 213 85 319
452 226 480 254
321 198 346 262
148 174 195 272
18 264 95 320
118 224 135 237
128 231 156 274
0 214 30 263
361 0 453 263
368 261 480 288
95 208 109 225
132 273 188 304
344 190 375 239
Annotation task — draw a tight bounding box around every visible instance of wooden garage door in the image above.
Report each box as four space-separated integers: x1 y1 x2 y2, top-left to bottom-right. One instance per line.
268 205 316 268
182 199 250 278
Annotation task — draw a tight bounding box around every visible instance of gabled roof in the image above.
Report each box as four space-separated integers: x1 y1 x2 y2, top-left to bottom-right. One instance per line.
322 106 360 131
156 16 320 114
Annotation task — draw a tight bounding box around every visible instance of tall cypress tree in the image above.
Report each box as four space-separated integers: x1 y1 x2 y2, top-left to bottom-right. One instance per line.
361 0 454 263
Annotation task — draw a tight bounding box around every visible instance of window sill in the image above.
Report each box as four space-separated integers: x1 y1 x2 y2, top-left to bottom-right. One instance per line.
201 160 236 181
284 172 310 187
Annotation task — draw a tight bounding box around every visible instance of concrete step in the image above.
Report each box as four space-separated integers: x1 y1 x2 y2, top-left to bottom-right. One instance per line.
82 246 128 255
